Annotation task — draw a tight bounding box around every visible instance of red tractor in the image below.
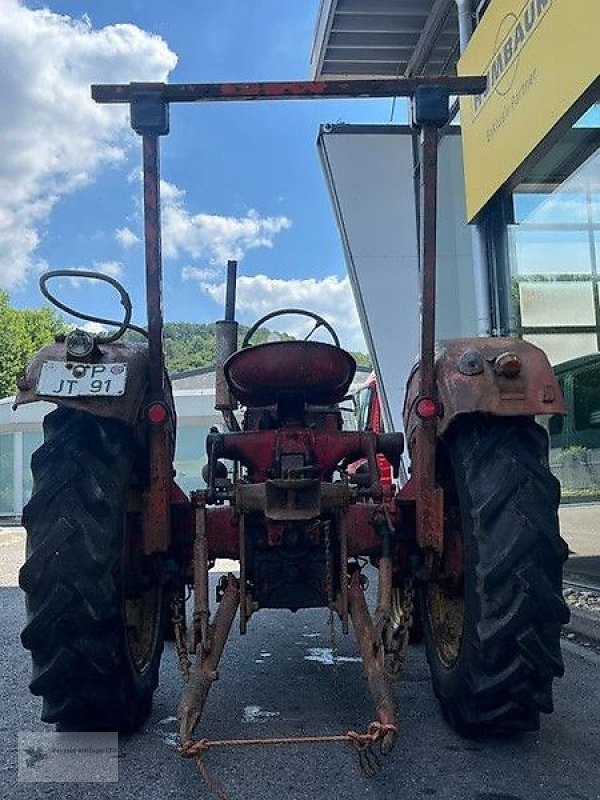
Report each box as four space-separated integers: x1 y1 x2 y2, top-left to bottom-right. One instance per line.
16 78 568 778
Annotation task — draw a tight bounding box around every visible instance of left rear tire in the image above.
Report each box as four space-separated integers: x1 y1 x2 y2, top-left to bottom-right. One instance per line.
19 408 166 731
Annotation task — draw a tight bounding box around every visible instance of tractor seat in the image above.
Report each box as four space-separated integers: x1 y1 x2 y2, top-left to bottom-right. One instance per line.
224 340 356 407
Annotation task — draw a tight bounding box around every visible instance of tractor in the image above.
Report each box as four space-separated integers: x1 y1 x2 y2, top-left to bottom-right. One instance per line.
16 77 569 783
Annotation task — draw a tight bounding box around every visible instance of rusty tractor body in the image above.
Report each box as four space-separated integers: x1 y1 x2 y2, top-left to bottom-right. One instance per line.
17 77 570 789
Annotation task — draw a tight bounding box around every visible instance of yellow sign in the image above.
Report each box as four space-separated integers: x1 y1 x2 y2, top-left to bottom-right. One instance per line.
458 0 600 220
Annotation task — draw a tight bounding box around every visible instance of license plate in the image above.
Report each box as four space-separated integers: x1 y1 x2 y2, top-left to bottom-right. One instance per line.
36 361 127 397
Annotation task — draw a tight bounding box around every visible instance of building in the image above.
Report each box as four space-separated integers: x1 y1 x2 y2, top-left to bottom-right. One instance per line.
312 0 600 370
311 0 600 496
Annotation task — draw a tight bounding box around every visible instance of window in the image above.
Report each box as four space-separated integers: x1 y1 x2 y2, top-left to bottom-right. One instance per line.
23 430 43 505
0 434 14 515
355 386 373 431
548 379 565 437
574 366 600 432
510 106 600 366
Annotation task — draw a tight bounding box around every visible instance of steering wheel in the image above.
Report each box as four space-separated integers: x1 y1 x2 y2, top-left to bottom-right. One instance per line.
241 308 341 348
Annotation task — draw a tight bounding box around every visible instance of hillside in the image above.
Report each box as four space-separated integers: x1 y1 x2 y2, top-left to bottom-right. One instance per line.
161 322 372 374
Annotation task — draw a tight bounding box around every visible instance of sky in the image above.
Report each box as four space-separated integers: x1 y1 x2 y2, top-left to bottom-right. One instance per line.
0 0 408 351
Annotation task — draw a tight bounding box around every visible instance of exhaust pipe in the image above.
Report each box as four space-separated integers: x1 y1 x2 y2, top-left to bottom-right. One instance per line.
215 259 239 414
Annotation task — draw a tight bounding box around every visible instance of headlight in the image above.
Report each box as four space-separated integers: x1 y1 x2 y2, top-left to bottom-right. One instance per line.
65 328 95 359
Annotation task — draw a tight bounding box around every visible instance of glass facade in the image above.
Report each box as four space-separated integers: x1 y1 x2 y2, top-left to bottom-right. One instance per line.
0 433 13 515
508 103 600 581
509 110 600 365
22 430 43 506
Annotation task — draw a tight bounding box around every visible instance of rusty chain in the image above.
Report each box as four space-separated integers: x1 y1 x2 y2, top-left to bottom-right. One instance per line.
171 593 191 683
324 525 339 680
387 578 414 680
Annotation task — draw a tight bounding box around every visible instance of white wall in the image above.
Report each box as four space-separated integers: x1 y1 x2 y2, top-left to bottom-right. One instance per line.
319 124 477 432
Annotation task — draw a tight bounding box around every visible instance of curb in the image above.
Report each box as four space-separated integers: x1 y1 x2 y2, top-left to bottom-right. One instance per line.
565 606 600 645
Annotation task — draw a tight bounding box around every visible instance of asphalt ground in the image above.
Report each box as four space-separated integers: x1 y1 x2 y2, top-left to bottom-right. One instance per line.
1 530 600 800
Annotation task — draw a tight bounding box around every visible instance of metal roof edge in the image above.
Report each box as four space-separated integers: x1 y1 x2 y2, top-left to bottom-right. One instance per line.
310 0 338 79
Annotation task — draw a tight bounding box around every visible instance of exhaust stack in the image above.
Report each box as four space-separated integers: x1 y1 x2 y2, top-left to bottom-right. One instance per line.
215 259 239 413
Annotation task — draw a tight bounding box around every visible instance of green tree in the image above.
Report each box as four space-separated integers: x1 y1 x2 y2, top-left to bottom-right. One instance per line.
0 291 65 398
159 321 371 374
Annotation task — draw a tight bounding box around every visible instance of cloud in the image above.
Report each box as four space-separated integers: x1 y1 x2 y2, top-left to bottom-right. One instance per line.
115 226 140 248
190 272 365 351
48 261 125 291
81 321 108 334
0 0 177 289
94 261 124 279
161 180 291 264
182 265 222 282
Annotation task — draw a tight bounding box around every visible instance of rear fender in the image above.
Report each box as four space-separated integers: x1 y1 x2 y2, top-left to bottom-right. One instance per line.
13 340 175 430
403 337 565 448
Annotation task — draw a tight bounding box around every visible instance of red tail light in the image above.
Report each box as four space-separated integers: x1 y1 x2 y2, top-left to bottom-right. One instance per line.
416 397 438 419
146 402 168 425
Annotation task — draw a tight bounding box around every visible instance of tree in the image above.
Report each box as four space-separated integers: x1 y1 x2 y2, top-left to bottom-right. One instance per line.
0 292 65 398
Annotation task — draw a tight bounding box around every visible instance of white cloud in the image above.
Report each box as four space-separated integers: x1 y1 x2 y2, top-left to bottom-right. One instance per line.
94 261 124 279
161 180 291 264
81 321 108 334
193 272 365 351
115 226 140 248
0 0 177 288
49 261 124 289
182 265 221 282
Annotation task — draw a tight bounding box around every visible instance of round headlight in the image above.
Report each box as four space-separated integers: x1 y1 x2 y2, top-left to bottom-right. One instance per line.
65 328 95 359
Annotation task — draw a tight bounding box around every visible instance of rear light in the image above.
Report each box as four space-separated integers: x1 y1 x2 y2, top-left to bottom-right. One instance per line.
415 396 438 419
494 352 522 378
146 402 168 424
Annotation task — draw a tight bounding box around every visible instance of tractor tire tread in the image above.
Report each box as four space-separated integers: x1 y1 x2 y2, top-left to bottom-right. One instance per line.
19 407 162 731
424 415 569 736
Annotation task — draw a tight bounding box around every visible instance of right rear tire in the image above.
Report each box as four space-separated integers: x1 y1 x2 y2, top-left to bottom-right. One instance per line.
422 416 570 736
19 408 165 731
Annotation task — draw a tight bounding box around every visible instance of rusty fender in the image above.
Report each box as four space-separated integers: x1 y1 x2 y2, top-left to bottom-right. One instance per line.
403 337 565 446
14 340 175 428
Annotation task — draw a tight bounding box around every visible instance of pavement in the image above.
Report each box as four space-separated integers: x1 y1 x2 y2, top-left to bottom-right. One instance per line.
558 504 600 558
1 523 600 799
1 572 599 799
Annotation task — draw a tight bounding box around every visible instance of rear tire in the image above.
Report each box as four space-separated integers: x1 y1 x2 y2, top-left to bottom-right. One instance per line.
19 408 165 731
422 416 569 736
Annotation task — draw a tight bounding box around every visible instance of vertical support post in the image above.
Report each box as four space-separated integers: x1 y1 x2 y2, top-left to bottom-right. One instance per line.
142 134 166 401
418 124 438 418
130 87 172 554
411 88 448 555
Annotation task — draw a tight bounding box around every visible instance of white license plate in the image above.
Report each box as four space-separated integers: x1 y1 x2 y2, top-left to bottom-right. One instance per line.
36 361 127 397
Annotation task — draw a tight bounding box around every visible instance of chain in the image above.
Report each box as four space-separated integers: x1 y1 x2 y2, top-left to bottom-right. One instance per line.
387 578 414 680
179 720 397 799
171 593 191 683
324 524 339 679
